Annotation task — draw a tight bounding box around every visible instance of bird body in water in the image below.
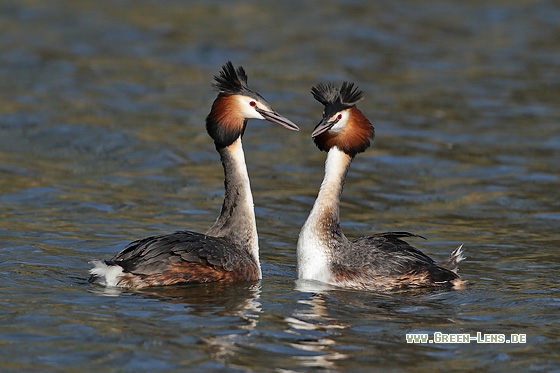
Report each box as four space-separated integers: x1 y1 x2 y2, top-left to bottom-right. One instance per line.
297 82 466 291
89 62 299 288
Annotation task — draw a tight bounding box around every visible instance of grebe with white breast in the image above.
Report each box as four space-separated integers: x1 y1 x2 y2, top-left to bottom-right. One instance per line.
297 82 466 291
90 62 299 288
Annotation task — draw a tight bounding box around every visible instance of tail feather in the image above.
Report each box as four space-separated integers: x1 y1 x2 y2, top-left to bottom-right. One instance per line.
89 260 124 287
437 244 466 273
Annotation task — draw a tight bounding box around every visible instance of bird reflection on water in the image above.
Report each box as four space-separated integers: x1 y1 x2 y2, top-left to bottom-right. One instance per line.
285 287 349 371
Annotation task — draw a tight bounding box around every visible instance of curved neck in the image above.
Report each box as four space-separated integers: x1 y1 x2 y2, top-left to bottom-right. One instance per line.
206 138 260 271
300 146 352 249
297 146 352 281
303 147 353 244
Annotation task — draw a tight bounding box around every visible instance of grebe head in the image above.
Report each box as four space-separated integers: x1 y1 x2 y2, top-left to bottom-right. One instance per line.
310 82 374 157
206 61 299 148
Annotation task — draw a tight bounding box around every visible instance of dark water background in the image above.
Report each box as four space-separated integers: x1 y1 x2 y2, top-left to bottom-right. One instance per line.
1 0 559 371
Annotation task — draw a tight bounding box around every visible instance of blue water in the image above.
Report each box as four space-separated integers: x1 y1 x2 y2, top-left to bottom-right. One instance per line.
1 0 559 371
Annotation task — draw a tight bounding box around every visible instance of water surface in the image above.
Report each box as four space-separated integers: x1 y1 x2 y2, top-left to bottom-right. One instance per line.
1 0 559 371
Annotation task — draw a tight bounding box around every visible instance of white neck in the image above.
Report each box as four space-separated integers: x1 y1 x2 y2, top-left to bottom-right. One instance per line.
297 147 352 281
206 138 261 278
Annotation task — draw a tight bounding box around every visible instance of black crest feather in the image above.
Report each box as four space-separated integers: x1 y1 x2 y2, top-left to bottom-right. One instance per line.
311 81 373 156
311 82 364 109
213 61 252 95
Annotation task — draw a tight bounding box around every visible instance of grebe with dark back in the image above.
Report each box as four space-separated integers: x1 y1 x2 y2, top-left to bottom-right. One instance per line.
297 82 466 291
89 62 299 288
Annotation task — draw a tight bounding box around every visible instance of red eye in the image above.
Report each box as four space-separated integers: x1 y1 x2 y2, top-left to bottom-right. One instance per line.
337 114 342 120
250 101 256 107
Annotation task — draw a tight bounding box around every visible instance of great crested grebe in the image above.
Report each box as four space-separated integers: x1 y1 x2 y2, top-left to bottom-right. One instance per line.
297 82 466 291
89 61 299 288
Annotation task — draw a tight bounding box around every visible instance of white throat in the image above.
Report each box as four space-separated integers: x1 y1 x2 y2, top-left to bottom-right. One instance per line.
297 147 351 282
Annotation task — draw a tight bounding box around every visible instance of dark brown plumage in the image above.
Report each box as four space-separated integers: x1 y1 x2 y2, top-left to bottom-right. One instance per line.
104 231 260 288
